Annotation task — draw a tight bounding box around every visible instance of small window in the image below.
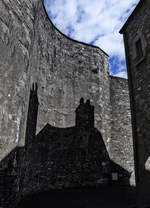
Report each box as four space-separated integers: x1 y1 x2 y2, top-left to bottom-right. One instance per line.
112 172 118 181
136 38 143 59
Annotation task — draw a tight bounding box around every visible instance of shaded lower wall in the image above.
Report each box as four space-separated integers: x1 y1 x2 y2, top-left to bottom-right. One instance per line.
110 76 135 185
0 134 132 208
0 147 24 208
0 96 134 208
0 145 134 208
16 188 136 208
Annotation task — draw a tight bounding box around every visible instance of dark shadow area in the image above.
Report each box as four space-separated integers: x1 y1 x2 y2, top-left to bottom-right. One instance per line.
0 146 25 208
16 186 136 208
0 84 136 208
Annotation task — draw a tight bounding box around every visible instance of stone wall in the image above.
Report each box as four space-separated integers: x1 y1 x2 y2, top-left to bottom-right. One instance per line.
0 0 134 207
0 0 111 159
120 0 150 205
0 0 35 159
21 98 111 195
110 76 134 185
0 147 24 208
0 96 131 208
29 0 111 150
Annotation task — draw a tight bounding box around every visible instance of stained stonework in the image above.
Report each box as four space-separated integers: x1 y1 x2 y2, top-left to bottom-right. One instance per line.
0 0 134 207
110 76 134 185
0 94 131 208
0 0 111 157
0 0 34 159
120 0 150 206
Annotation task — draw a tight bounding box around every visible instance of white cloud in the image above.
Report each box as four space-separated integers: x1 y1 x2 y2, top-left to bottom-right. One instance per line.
44 0 139 78
113 71 128 79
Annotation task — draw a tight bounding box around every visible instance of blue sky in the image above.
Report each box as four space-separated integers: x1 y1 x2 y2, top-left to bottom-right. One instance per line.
44 0 139 79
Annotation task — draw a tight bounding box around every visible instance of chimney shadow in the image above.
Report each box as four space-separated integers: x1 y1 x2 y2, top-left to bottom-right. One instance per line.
0 87 137 208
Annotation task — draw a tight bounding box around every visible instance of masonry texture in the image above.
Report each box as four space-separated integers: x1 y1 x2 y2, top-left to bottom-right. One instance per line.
0 0 134 207
110 76 134 180
120 0 150 206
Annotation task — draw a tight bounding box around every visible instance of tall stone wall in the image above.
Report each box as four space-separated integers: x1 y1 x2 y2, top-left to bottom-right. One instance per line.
0 0 135 206
0 0 111 159
30 0 111 149
120 0 150 205
0 0 35 160
110 76 134 185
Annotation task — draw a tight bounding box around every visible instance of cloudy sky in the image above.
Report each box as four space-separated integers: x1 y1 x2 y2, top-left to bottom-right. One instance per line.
44 0 140 78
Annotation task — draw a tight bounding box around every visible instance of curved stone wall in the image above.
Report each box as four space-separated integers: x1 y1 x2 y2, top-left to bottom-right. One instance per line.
0 0 111 156
0 0 35 159
29 0 111 148
0 0 134 207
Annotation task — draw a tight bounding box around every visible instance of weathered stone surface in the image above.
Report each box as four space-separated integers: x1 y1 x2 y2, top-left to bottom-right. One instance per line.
0 0 134 207
0 0 112 157
110 76 134 185
0 0 34 160
0 95 131 208
120 0 150 206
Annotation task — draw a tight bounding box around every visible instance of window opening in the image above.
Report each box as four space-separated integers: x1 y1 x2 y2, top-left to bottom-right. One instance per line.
136 38 143 59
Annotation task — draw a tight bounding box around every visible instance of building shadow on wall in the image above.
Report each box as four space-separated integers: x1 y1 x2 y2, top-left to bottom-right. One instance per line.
0 84 136 208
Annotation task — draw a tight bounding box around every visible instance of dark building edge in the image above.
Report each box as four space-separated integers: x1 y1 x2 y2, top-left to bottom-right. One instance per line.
119 0 142 34
109 75 127 80
122 33 139 198
119 0 142 201
41 0 109 57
